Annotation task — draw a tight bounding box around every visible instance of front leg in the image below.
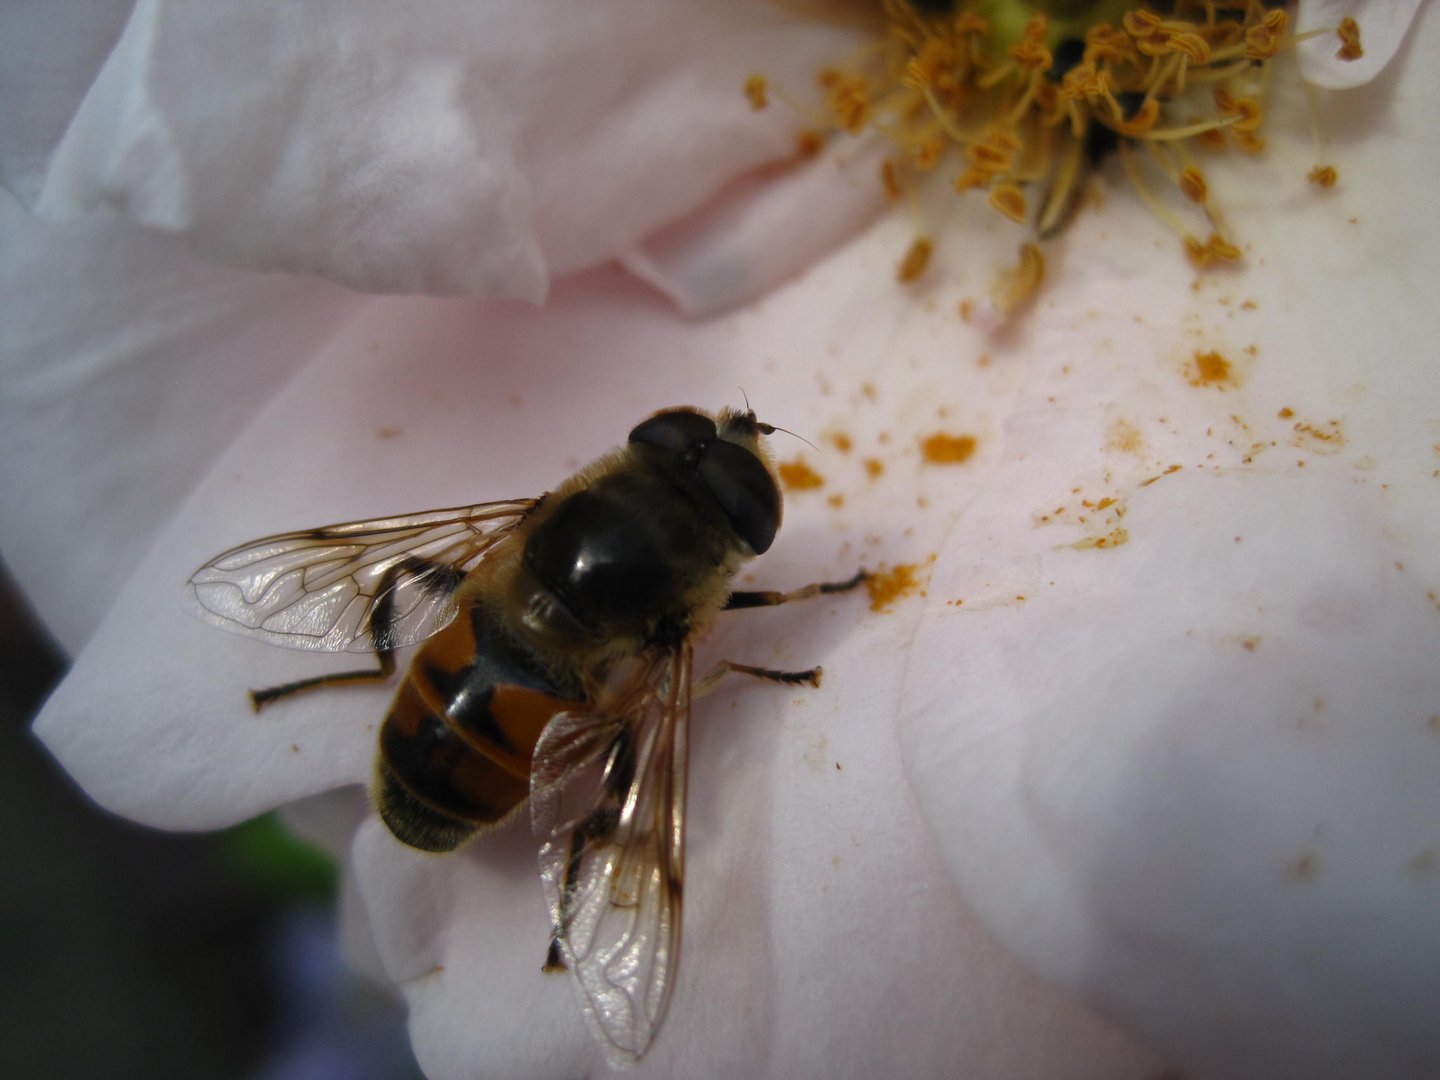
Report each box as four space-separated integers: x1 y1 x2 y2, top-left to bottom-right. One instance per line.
724 569 868 611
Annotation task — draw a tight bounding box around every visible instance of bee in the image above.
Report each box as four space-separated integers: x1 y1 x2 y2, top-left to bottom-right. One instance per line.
188 404 866 1061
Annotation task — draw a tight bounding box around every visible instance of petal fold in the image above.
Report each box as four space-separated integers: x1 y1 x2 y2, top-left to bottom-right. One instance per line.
1297 0 1423 89
15 0 865 300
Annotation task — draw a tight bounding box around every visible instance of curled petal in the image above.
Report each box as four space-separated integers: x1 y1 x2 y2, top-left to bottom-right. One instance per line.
17 0 864 299
1296 0 1423 89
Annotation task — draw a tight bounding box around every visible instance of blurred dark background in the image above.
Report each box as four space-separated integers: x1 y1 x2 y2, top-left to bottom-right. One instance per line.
0 560 422 1080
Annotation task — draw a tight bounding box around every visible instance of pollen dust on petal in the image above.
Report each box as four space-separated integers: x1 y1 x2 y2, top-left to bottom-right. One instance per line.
778 459 825 491
1105 419 1146 456
1288 416 1346 456
919 433 978 465
864 556 935 613
1185 349 1240 389
1072 527 1130 550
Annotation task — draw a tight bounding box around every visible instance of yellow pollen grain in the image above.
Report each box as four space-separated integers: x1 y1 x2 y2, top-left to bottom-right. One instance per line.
864 559 932 613
1308 165 1338 188
898 236 934 283
1106 418 1145 455
829 432 853 453
778 459 825 491
881 159 903 202
1073 527 1129 550
920 433 977 465
1186 349 1241 389
1140 463 1184 487
744 74 768 111
863 457 885 479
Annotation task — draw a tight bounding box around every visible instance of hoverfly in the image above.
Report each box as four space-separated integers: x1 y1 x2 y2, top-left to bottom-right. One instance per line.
188 404 865 1060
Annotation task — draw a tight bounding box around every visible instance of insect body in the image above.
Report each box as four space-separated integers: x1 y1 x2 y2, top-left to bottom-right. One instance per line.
189 405 864 1060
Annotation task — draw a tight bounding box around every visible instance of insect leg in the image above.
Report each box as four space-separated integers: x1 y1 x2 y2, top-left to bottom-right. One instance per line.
723 568 868 610
248 555 459 711
692 659 823 699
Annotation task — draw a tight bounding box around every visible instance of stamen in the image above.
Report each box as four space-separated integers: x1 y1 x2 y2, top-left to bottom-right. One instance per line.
750 0 1362 307
990 242 1045 316
1335 18 1364 62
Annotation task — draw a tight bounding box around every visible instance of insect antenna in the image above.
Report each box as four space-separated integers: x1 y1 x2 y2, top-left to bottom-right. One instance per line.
736 386 818 450
760 423 817 452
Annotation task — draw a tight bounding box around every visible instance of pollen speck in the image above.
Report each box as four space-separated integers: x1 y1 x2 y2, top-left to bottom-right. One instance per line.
1287 851 1320 882
1186 350 1238 388
881 159 903 202
1106 419 1145 455
744 74 768 111
1307 165 1338 188
897 237 933 284
1140 464 1183 487
863 457 885 479
1290 418 1345 455
829 432 853 453
865 557 934 613
1073 527 1130 550
778 460 825 491
920 433 977 465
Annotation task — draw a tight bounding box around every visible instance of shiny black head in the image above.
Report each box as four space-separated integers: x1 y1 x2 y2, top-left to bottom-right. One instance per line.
628 406 781 555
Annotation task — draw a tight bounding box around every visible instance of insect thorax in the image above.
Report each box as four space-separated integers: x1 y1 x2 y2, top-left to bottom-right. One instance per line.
517 468 740 650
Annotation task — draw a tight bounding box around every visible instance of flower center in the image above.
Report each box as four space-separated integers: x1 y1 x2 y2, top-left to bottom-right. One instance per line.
752 1 1367 311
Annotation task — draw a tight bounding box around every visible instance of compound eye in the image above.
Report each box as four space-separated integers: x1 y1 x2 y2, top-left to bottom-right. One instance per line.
699 440 780 554
629 408 717 452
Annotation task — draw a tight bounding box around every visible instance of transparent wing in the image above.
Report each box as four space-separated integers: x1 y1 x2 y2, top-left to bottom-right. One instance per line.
187 499 536 653
531 647 691 1063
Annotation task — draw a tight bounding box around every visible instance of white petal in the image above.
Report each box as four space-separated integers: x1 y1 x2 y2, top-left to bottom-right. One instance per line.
0 192 360 653
35 239 1163 1073
1296 0 1423 89
904 14 1440 1078
622 135 889 316
27 6 1437 1075
23 0 864 299
0 1 131 203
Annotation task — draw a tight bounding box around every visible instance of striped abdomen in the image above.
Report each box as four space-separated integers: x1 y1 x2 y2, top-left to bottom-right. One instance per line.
374 598 583 853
